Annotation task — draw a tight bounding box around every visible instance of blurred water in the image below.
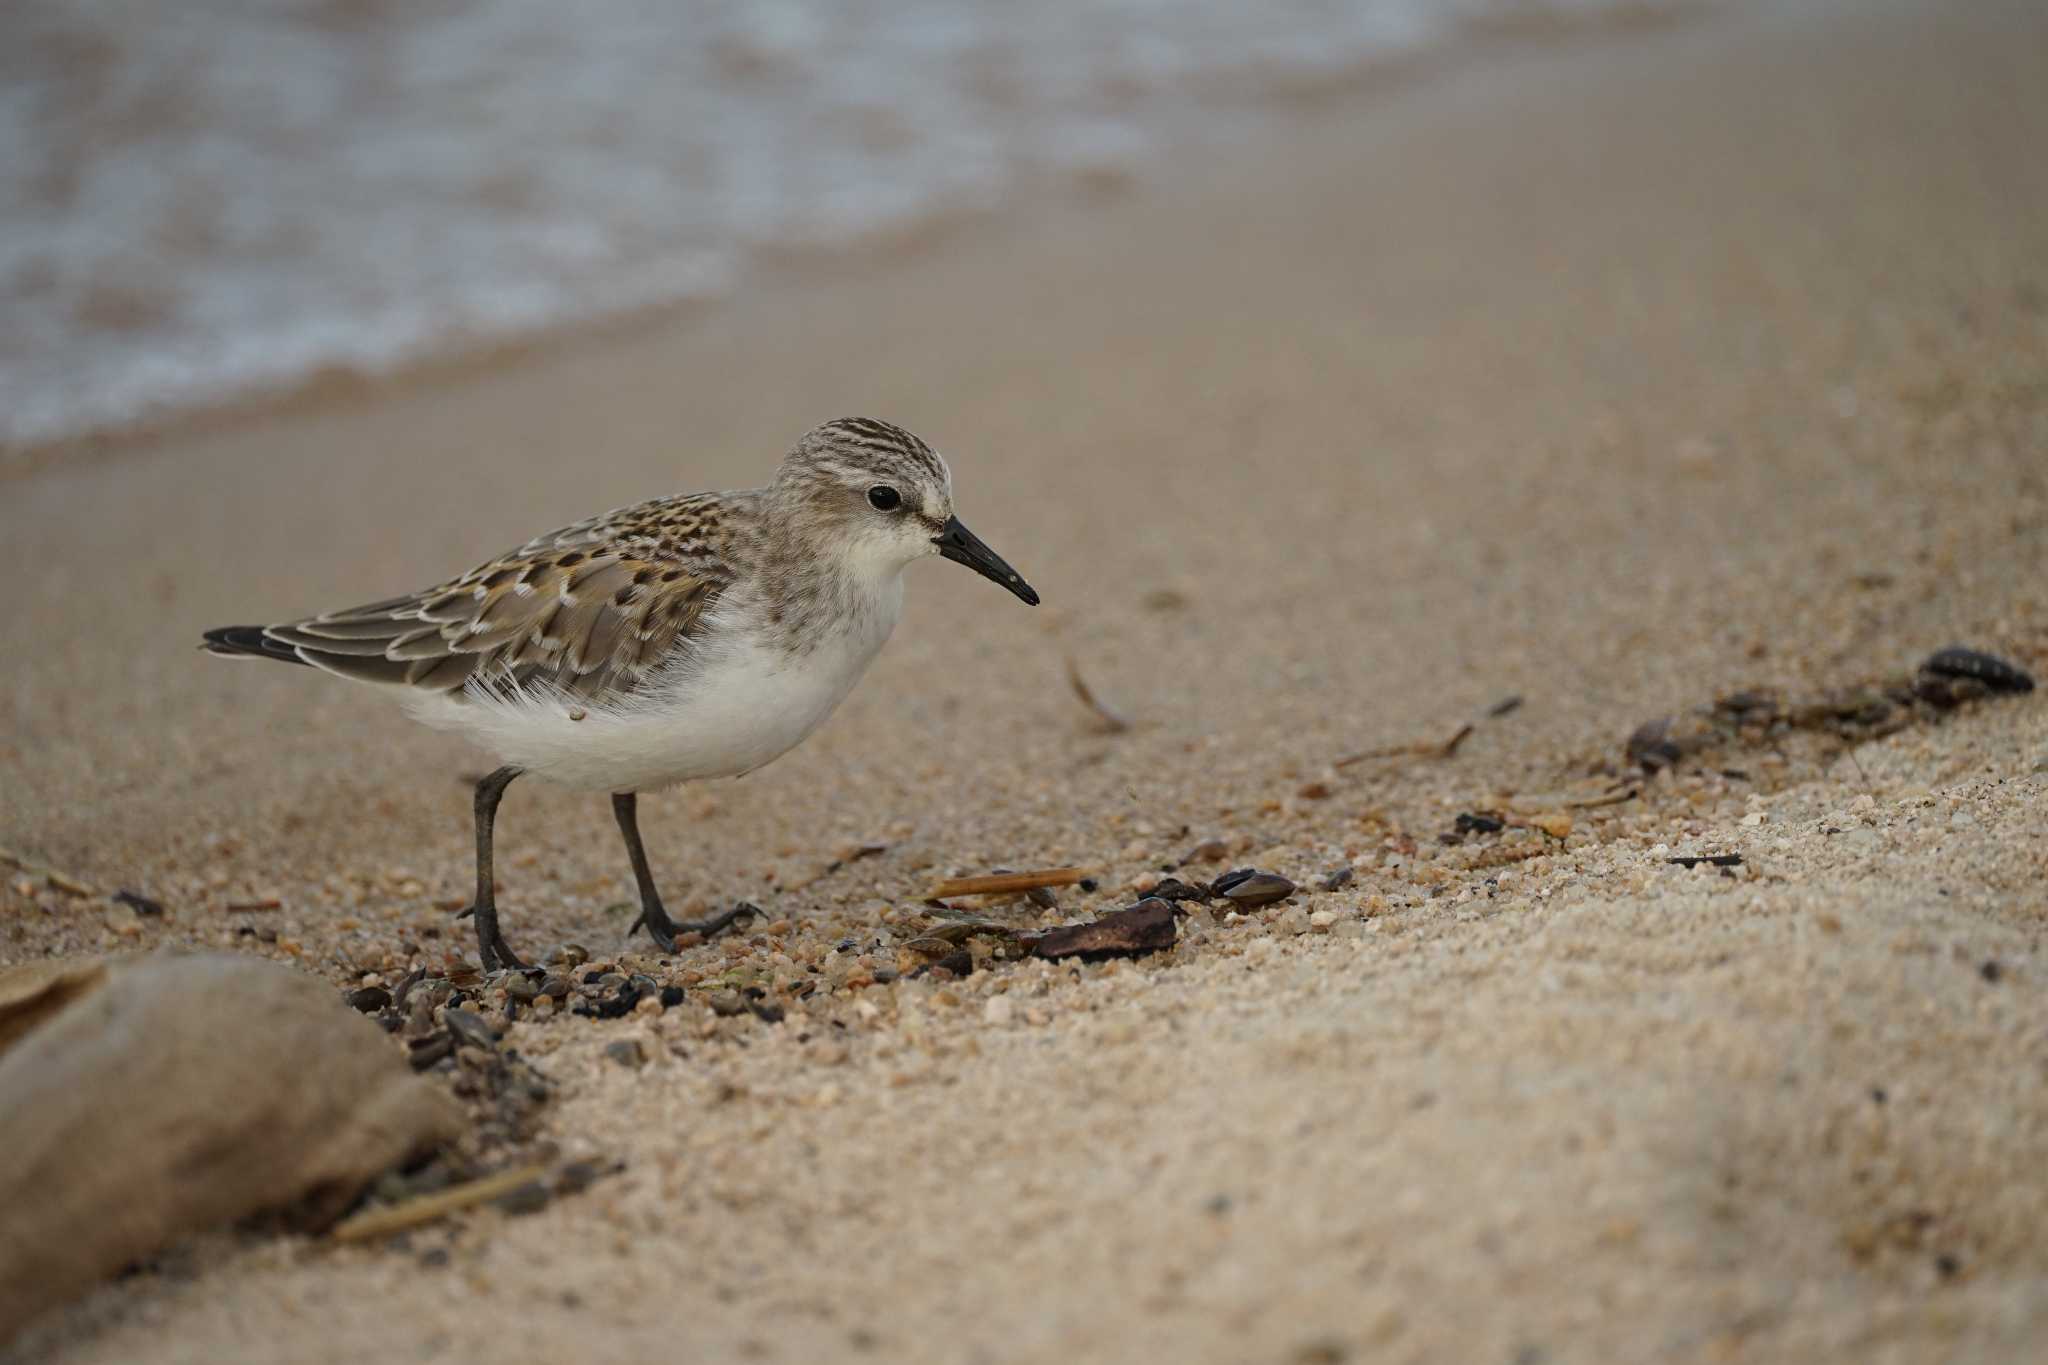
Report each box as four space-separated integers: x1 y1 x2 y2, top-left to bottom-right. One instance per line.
0 0 1694 449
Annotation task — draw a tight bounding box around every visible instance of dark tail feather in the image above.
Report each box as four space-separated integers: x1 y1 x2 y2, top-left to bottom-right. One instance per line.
200 625 310 667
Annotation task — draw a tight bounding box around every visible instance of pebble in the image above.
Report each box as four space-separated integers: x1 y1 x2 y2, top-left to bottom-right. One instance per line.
1309 909 1338 930
1275 906 1311 936
707 991 749 1017
503 975 540 1004
603 1039 647 1069
983 996 1014 1025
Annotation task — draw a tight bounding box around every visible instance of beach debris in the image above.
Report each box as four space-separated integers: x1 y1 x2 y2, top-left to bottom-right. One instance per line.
1030 899 1176 960
1666 853 1743 869
1455 812 1506 836
1619 644 2033 775
346 985 392 1013
328 1163 551 1244
224 897 282 913
1521 811 1573 841
1486 695 1526 718
1918 646 2033 694
1147 876 1213 904
442 1007 500 1051
407 1033 455 1070
0 851 97 899
1217 871 1297 909
928 867 1089 899
1626 717 1684 772
1336 722 1474 768
1065 655 1133 733
112 889 165 916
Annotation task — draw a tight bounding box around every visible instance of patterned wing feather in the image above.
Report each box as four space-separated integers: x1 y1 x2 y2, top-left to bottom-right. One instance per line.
260 494 739 702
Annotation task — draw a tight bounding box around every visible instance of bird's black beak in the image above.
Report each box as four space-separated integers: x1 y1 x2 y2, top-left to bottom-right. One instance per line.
933 516 1039 605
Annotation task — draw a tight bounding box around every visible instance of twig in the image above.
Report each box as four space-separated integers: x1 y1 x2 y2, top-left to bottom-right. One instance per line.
1 849 98 897
1565 788 1639 810
330 1164 550 1243
1334 722 1475 768
928 868 1089 898
1065 656 1131 733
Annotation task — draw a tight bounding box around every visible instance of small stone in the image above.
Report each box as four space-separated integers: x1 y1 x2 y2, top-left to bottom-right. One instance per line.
503 975 540 1004
1309 909 1338 930
1527 812 1574 840
538 976 574 1001
1318 867 1354 892
548 943 590 968
1741 812 1765 827
1221 873 1296 908
1297 781 1332 800
635 994 664 1016
1275 906 1311 936
658 985 686 1008
983 996 1014 1025
1184 839 1231 864
707 991 748 1017
603 1039 646 1069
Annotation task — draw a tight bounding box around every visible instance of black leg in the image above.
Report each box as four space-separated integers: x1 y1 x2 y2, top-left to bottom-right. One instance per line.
612 792 758 951
464 766 526 972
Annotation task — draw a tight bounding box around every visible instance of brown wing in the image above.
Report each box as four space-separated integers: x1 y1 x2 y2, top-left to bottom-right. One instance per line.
260 496 738 701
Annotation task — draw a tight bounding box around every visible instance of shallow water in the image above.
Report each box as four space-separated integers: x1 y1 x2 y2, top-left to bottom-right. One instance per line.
0 0 1699 449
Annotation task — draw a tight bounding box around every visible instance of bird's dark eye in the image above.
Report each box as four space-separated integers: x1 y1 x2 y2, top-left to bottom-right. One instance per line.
867 485 901 511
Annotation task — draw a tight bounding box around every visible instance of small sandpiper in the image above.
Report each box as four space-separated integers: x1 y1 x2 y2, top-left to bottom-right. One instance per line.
203 418 1038 970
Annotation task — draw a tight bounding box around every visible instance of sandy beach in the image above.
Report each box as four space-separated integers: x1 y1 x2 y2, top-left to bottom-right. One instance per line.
3 0 2046 1360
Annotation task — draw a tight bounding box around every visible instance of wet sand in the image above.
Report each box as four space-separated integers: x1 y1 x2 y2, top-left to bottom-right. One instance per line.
3 0 2046 1360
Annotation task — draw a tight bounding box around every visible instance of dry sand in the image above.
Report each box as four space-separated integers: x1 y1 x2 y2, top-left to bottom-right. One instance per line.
4 0 2047 1360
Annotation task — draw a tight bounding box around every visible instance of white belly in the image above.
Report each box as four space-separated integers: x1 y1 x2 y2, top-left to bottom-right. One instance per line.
400 601 898 793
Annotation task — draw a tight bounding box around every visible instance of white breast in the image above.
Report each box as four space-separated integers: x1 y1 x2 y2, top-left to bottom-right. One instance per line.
400 583 902 793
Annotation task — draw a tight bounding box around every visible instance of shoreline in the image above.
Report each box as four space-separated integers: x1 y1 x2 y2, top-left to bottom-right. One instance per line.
0 0 1715 482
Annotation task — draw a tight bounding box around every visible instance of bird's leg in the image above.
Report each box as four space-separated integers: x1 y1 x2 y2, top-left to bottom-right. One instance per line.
462 765 527 973
613 792 759 951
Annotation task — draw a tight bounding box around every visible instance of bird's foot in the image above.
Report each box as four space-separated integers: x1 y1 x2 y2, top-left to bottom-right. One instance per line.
457 901 530 974
629 901 760 952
